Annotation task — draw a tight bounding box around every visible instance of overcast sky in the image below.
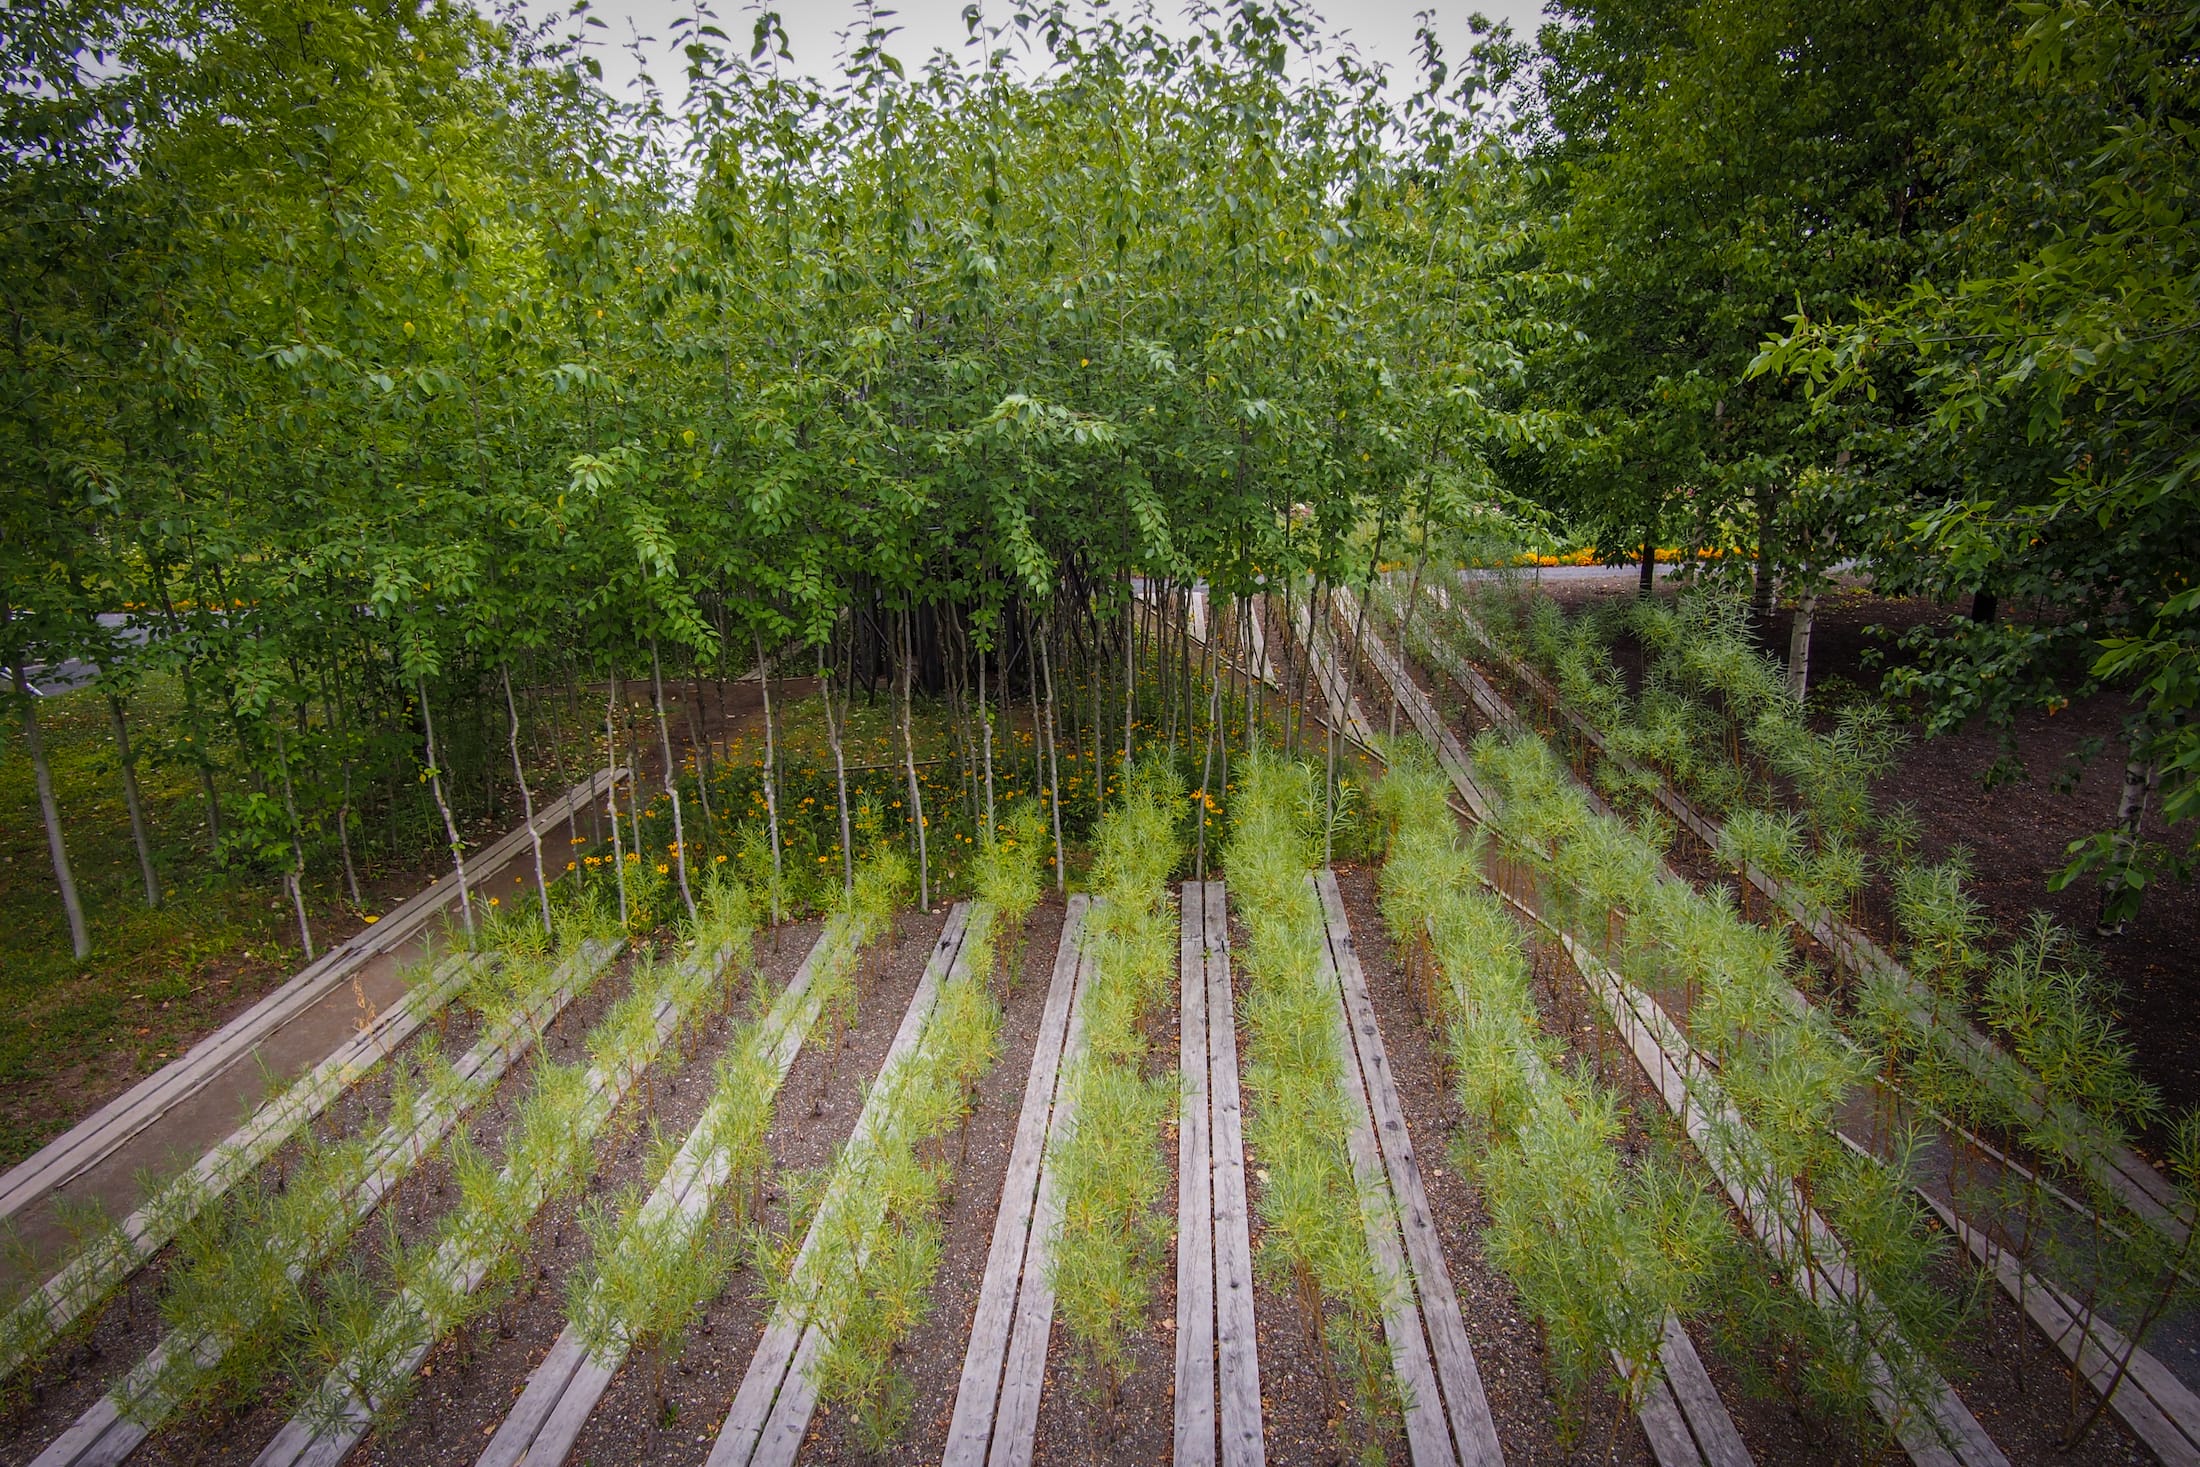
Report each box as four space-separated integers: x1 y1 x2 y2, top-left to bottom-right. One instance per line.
528 0 1555 105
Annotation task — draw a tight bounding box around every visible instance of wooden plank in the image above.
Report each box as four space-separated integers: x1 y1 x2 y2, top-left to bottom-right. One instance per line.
1315 874 1503 1467
706 907 976 1467
1307 879 1455 1467
1174 889 1218 1467
1545 925 2004 1467
944 897 1093 1467
1 951 485 1384
984 931 1101 1467
34 939 618 1467
1204 882 1265 1467
1909 1179 2200 1467
258 930 778 1467
1659 1317 1754 1467
0 768 619 1223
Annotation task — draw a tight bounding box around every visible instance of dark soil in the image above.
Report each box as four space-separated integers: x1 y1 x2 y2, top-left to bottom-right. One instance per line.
1538 572 2200 1127
0 943 627 1466
1027 898 1179 1467
801 897 1070 1466
1329 863 1655 1467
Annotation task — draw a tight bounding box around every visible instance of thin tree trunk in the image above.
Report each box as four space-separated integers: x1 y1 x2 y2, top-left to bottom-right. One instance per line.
651 641 698 921
1038 616 1066 893
820 641 853 894
15 657 89 957
754 628 783 925
1639 531 1656 597
604 671 629 927
979 630 996 837
2097 720 2159 937
1122 584 1135 775
1786 590 1818 704
337 760 362 907
1196 627 1223 880
897 609 929 908
502 664 552 932
681 670 715 828
271 721 315 960
107 693 160 907
417 678 474 938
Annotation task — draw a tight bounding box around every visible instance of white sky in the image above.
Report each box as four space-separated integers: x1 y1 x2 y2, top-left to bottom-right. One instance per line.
526 0 1555 105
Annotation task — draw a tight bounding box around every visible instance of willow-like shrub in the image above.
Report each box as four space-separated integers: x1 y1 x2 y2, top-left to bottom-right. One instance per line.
1223 748 1399 1465
1049 754 1182 1412
1372 743 1718 1432
1470 731 1963 1439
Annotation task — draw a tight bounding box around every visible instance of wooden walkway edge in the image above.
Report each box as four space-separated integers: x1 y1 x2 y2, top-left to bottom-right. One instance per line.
1311 872 1504 1467
705 905 983 1467
33 938 621 1467
1174 882 1263 1467
942 896 1093 1467
0 769 619 1226
0 952 485 1385
258 924 820 1467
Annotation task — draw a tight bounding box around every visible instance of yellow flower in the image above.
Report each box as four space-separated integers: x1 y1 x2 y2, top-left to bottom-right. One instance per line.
714 853 727 863
656 864 669 874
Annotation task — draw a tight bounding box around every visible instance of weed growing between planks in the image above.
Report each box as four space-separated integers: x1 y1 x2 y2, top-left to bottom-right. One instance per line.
759 905 1019 1447
1371 740 1723 1449
1048 754 1182 1425
288 874 757 1435
1472 730 1980 1445
1223 747 1402 1466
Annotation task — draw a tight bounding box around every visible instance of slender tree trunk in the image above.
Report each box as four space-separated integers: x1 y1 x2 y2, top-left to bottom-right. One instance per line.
1196 628 1223 880
897 609 930 909
1639 531 1656 597
604 671 629 927
503 664 552 932
14 658 89 958
417 678 474 937
820 642 853 894
651 641 698 921
1971 589 1999 625
979 631 997 837
1786 591 1818 704
754 629 783 925
1120 585 1135 778
106 693 160 907
337 760 362 907
271 721 315 960
677 665 715 830
1749 488 1781 642
2097 720 2159 937
1038 616 1066 893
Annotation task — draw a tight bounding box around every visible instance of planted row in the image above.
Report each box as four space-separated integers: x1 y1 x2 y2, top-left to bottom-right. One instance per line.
1049 756 1184 1408
1221 750 1401 1462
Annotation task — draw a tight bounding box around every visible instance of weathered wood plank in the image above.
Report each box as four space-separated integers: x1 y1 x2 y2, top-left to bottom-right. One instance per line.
706 907 976 1467
0 769 618 1223
1659 1317 1755 1467
1204 882 1264 1467
943 897 1092 1467
1174 888 1218 1467
1315 873 1503 1467
984 931 1101 1467
1308 878 1456 1467
260 930 787 1467
34 940 619 1467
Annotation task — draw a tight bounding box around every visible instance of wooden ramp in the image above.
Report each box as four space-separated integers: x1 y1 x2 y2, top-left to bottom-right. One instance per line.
0 769 618 1227
1310 872 1504 1467
32 939 620 1467
940 897 1095 1467
259 924 830 1467
1174 882 1263 1467
706 906 985 1467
